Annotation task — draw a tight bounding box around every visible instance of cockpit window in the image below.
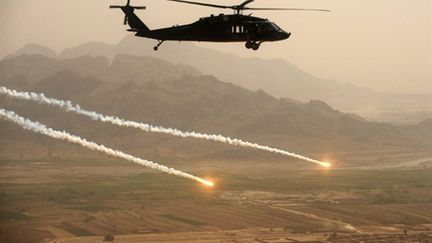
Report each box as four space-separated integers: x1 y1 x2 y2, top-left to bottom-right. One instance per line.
262 22 274 31
271 23 282 31
259 22 282 32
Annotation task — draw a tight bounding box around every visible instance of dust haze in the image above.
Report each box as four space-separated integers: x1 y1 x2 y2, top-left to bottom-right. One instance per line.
1 0 432 243
1 0 431 93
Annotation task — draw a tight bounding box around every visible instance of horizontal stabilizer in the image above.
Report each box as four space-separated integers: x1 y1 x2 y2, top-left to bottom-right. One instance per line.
109 5 146 9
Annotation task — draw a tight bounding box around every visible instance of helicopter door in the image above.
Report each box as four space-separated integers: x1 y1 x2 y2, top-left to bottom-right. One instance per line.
256 24 262 33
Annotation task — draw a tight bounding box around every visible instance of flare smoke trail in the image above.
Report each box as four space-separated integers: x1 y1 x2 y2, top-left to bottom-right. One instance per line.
0 86 330 167
0 108 214 186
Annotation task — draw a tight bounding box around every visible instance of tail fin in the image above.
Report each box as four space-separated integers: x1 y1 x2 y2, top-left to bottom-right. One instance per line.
120 7 150 31
110 1 150 32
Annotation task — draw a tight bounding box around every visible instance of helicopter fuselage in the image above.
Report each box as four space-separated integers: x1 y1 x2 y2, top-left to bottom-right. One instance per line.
135 14 290 42
112 0 328 50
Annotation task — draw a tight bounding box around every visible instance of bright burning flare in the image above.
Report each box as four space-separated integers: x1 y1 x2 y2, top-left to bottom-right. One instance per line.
0 86 330 168
320 162 331 168
199 178 215 187
0 108 212 186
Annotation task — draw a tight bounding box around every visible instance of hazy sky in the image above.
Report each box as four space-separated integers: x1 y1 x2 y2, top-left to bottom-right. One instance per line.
1 0 431 94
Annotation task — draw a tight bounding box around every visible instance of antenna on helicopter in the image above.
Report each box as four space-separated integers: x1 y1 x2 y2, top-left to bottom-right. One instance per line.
110 0 146 25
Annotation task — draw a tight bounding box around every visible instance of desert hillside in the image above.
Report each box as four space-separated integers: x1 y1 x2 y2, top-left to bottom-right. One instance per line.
8 38 431 124
1 54 430 165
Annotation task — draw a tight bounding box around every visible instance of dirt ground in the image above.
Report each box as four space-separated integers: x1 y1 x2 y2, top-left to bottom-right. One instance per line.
51 227 432 243
0 149 432 243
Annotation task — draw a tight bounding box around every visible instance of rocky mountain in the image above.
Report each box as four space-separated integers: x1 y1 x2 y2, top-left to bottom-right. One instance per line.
60 36 377 107
0 54 201 87
4 44 58 59
8 38 431 124
0 54 430 164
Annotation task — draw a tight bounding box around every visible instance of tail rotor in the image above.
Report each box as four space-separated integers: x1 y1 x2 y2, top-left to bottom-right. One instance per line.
110 0 146 25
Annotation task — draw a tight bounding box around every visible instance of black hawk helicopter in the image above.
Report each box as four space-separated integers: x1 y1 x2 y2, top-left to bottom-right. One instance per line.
110 0 329 51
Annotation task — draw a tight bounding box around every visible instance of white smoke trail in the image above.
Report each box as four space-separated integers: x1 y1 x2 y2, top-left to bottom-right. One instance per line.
0 108 214 186
0 86 330 167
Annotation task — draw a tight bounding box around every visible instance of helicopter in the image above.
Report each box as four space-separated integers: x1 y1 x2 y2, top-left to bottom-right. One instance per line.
110 0 330 51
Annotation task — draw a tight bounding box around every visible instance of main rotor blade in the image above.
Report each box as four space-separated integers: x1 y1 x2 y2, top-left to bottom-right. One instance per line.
244 7 331 12
238 0 254 8
166 0 229 9
165 0 330 12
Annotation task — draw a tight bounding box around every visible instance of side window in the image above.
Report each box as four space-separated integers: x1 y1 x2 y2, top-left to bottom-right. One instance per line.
231 26 244 34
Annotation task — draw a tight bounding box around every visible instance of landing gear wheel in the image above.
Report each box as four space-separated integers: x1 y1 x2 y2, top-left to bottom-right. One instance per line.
252 43 260 51
153 40 164 51
245 42 253 49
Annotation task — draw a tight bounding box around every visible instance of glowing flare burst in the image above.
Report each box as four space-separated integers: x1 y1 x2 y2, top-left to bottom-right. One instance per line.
200 178 215 187
0 86 330 168
203 181 215 187
0 108 211 186
320 162 331 168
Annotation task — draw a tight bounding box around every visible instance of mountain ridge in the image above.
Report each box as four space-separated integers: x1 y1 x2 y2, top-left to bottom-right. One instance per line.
1 54 430 165
6 40 431 125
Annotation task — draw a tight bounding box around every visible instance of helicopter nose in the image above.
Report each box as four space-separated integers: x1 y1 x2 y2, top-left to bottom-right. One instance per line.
281 31 291 40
